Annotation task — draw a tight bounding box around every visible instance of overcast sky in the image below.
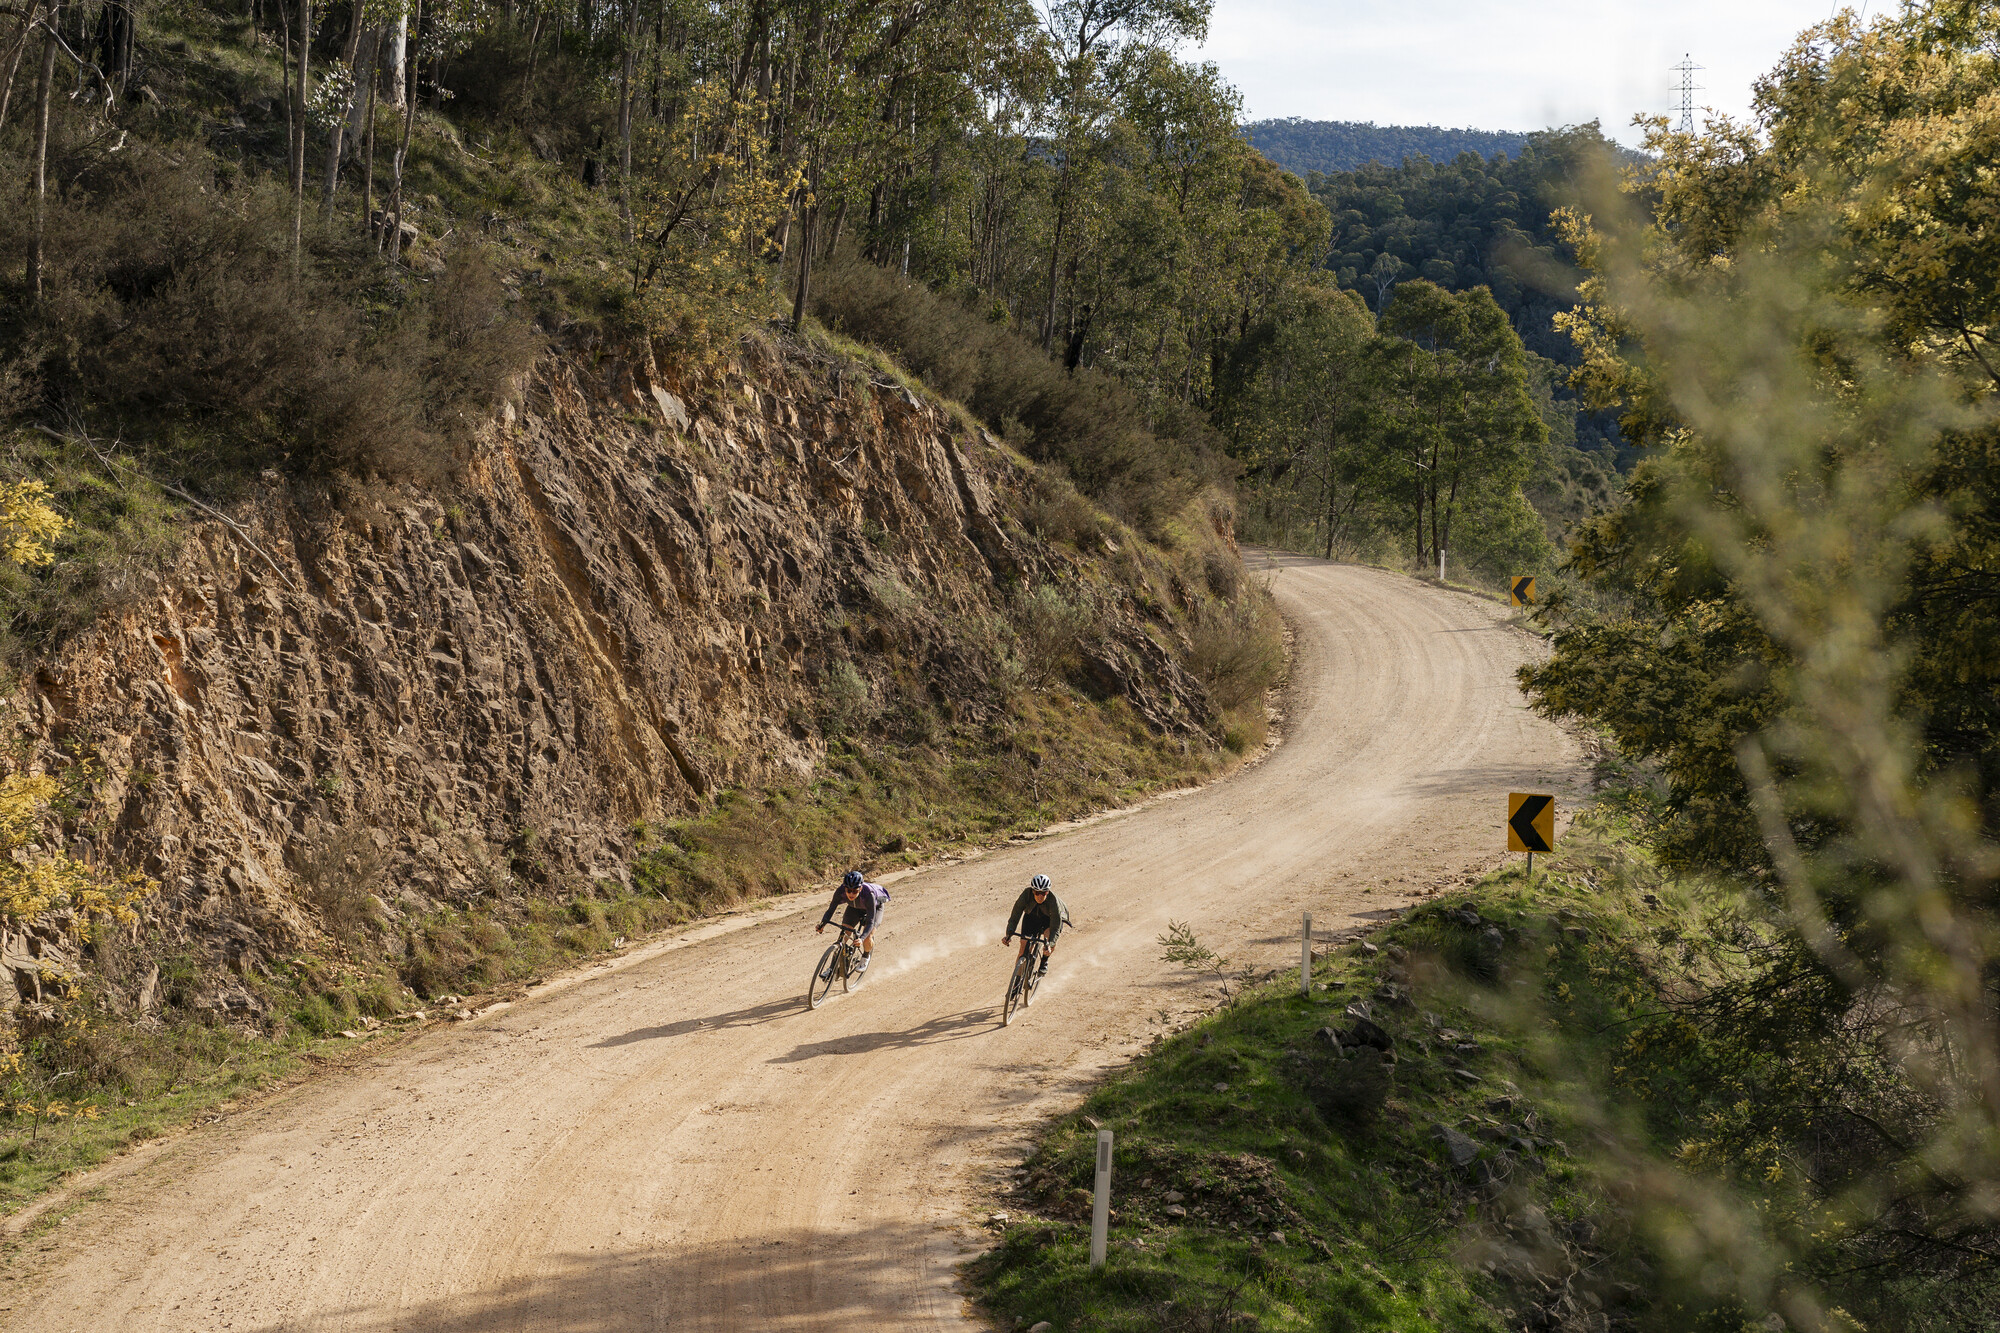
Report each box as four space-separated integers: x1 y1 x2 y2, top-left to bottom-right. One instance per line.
1190 1 1850 145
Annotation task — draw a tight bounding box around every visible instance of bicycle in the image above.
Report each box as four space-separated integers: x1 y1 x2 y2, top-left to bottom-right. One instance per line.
1002 932 1052 1026
808 924 866 1009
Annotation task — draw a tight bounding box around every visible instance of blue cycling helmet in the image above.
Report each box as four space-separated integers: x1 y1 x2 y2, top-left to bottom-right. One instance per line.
1030 874 1051 892
842 870 865 891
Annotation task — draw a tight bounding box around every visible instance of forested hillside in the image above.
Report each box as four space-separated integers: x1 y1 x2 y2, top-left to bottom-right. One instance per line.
1244 117 1531 174
1305 125 1630 459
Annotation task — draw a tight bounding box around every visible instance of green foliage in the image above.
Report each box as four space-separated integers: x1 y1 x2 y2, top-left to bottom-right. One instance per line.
1184 590 1284 714
1518 5 2000 1318
1221 279 1558 581
1301 125 1633 466
983 805 1998 1333
1009 583 1095 689
0 144 538 492
1156 919 1228 972
810 255 1224 535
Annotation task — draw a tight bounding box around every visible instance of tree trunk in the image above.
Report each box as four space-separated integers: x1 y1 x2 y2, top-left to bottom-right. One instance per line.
0 4 37 133
291 0 312 253
1041 181 1068 350
790 201 819 331
94 0 134 95
385 6 406 107
320 0 366 220
822 195 847 261
386 0 422 261
25 24 56 302
617 0 636 241
362 49 378 244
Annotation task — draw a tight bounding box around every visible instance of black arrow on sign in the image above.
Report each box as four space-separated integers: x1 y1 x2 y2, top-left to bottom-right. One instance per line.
1509 794 1552 852
1512 576 1533 604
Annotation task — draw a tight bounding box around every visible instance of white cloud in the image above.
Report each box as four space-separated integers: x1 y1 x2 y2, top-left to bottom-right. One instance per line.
1191 0 1848 145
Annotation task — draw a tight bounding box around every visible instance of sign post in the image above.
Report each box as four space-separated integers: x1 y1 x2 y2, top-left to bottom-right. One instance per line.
1508 792 1554 884
1509 576 1536 608
1300 912 1312 997
1090 1129 1114 1269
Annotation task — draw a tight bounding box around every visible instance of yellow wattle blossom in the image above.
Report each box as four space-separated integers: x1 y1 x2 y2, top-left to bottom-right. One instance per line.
0 479 67 567
0 772 154 936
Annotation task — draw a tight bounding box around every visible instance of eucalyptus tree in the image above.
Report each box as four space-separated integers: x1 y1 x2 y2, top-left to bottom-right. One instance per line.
1378 279 1547 576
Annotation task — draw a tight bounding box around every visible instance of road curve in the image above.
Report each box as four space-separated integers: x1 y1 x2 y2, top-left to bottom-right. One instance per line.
6 553 1584 1333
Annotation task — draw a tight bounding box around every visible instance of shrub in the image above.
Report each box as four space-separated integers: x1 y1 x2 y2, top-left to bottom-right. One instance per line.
0 143 537 491
1024 473 1104 549
402 922 477 998
1009 583 1094 689
819 659 874 735
1185 590 1284 712
294 827 388 945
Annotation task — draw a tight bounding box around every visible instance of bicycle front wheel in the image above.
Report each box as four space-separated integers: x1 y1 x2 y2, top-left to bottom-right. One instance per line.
1023 947 1044 1007
841 945 857 993
808 944 841 1009
1002 956 1030 1026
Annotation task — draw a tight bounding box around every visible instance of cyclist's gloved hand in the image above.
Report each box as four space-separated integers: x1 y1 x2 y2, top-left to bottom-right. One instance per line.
816 924 825 934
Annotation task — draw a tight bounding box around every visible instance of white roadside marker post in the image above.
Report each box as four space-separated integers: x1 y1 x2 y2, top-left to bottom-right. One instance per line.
1301 911 1312 997
1090 1129 1113 1269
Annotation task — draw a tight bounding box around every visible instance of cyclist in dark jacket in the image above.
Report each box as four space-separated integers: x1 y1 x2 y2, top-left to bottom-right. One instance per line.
1001 873 1068 977
818 870 887 973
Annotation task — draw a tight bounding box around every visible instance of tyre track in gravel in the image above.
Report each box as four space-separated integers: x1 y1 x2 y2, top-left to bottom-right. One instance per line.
3 552 1585 1332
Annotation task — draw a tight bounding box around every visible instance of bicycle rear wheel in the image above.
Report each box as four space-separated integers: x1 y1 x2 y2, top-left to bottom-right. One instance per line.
1002 956 1030 1025
808 944 841 1009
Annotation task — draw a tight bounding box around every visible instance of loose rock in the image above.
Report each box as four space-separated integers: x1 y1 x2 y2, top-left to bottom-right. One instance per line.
1433 1124 1482 1168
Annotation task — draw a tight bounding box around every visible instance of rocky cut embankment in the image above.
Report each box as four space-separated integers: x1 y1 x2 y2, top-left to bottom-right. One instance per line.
2 334 1222 1015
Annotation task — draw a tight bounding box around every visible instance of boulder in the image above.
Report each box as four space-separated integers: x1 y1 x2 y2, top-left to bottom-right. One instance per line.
1432 1124 1481 1169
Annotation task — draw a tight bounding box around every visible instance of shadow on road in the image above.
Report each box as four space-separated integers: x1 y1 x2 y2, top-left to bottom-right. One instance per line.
589 996 801 1048
765 1008 996 1063
243 1222 964 1333
1398 761 1567 801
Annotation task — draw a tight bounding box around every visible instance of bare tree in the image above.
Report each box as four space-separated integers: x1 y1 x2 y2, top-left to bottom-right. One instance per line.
290 0 312 251
0 2 40 131
24 8 55 301
384 0 422 261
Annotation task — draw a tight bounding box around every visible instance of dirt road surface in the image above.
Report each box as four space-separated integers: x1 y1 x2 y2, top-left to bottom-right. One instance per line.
5 553 1585 1332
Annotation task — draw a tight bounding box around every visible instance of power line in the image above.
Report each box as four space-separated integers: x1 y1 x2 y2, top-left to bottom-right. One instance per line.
1671 53 1704 134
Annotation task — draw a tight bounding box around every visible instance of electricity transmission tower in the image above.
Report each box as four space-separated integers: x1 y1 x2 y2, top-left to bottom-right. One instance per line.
1672 54 1704 134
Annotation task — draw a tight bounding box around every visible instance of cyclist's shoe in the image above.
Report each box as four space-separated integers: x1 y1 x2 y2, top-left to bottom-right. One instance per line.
1037 957 1050 978
856 954 871 974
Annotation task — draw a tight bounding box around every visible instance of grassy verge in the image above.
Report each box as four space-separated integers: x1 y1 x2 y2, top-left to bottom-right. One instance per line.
970 808 1704 1333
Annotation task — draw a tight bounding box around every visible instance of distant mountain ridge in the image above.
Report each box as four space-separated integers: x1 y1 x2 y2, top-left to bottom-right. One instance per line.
1244 119 1534 175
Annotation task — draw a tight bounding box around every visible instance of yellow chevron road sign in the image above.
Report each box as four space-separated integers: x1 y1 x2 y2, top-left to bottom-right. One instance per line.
1507 792 1554 853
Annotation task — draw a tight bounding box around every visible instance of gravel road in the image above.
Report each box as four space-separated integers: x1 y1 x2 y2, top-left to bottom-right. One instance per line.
4 553 1584 1332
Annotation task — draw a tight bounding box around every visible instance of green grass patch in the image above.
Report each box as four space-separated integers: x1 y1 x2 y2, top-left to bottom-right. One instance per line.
971 813 1695 1333
974 797 2000 1332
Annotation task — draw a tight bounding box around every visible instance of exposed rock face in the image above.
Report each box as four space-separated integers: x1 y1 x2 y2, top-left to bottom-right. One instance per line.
4 340 1209 982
